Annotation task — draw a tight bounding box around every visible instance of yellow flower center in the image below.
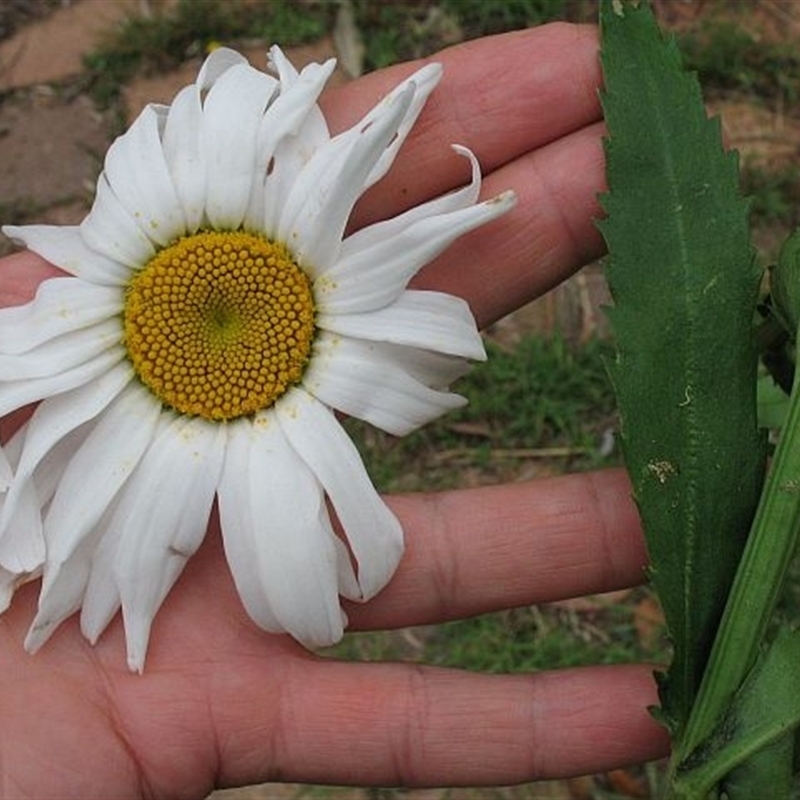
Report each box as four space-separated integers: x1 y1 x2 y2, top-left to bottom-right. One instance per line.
123 230 315 421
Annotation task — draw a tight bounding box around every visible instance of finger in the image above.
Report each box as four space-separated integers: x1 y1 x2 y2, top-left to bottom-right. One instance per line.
346 468 646 631
206 658 668 788
1 470 642 660
75 469 642 645
414 121 606 328
0 250 61 307
322 24 603 220
0 603 667 796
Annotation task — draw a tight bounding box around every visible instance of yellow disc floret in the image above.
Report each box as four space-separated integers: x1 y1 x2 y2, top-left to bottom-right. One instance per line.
123 230 315 421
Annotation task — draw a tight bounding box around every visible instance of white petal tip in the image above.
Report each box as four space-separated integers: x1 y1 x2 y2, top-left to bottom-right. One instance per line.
415 62 444 86
285 605 347 651
127 654 146 675
123 614 153 674
125 631 148 673
492 189 518 210
450 143 471 155
24 622 55 654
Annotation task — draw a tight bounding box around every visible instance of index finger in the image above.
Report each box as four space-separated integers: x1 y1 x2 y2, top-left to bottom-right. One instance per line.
323 25 606 327
323 23 603 211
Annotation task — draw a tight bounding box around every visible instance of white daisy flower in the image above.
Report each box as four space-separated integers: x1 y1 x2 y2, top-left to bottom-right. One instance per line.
0 46 515 672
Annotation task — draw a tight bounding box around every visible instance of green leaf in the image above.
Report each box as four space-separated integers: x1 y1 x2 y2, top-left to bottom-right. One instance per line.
756 371 788 430
772 227 800 336
598 0 765 734
675 312 800 775
673 627 800 799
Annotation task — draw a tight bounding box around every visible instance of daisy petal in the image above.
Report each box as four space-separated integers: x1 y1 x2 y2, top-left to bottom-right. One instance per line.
24 525 102 654
44 382 161 567
0 347 126 424
79 521 123 646
110 415 226 672
80 175 156 268
103 106 186 246
318 290 486 360
267 44 299 82
0 472 42 574
247 58 336 233
278 84 415 276
277 389 403 599
218 415 345 647
304 334 467 436
337 144 481 257
1 225 130 285
0 448 10 492
259 50 332 236
318 190 517 314
29 423 93 511
384 340 473 386
162 84 206 233
361 63 442 190
26 470 124 654
0 278 122 354
196 46 249 89
0 568 16 614
0 318 122 380
25 385 161 653
214 422 281 634
0 424 82 578
203 63 279 230
0 363 132 536
263 53 333 146
331 535 361 602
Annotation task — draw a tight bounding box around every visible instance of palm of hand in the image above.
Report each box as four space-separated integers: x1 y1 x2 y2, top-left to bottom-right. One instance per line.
0 478 663 798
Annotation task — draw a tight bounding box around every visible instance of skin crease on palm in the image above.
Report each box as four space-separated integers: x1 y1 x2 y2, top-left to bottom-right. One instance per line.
0 22 670 800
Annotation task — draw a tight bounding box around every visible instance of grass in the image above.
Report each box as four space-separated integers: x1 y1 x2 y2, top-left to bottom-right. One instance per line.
335 589 665 674
430 594 662 672
442 0 570 39
83 0 333 107
349 0 455 71
666 4 800 265
81 0 591 106
350 0 580 71
742 160 800 233
344 335 619 494
679 18 800 106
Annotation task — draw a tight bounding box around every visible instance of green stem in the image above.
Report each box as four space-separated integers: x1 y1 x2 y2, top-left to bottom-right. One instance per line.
670 732 791 800
674 362 800 771
667 626 800 799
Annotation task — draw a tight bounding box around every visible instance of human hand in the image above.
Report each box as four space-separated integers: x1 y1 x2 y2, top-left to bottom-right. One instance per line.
0 23 669 800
